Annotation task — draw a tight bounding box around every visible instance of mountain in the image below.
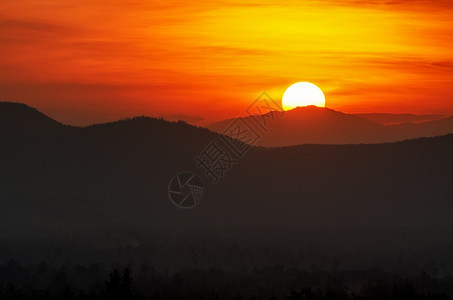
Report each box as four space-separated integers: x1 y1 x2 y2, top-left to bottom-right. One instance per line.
0 102 452 273
206 106 453 146
0 102 65 136
354 113 443 125
0 102 60 127
389 115 453 139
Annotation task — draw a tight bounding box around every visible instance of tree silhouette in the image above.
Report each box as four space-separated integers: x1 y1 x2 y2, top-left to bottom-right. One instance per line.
104 268 135 299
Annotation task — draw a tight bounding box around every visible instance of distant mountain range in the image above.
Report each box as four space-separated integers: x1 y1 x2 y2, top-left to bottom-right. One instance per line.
354 112 443 125
206 106 453 146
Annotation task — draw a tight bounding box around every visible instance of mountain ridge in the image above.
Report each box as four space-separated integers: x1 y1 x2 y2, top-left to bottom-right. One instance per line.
206 106 453 146
2 101 453 147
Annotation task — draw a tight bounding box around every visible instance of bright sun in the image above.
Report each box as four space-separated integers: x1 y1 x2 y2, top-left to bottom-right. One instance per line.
282 82 325 110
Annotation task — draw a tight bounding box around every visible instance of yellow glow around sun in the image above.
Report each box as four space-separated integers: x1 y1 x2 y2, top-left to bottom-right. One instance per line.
282 82 326 110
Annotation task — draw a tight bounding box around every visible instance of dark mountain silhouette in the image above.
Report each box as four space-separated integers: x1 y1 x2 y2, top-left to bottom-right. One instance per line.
206 106 453 146
0 102 60 128
0 102 452 277
354 113 443 125
0 102 65 138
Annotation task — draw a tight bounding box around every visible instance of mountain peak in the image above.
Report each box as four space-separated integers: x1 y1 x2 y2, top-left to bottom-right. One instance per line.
0 101 69 141
0 102 63 129
285 105 344 115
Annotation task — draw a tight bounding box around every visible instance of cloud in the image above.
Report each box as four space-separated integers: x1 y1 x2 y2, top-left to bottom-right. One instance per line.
432 61 453 71
322 0 453 11
0 15 75 46
192 46 273 56
0 17 67 32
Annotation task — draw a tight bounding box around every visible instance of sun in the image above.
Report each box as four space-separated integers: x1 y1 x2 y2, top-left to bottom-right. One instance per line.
282 82 325 110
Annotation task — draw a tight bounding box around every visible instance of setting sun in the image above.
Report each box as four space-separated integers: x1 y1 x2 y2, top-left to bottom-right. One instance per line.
282 82 326 110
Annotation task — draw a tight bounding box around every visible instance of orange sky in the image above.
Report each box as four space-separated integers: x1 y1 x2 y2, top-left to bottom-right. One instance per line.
1 0 453 125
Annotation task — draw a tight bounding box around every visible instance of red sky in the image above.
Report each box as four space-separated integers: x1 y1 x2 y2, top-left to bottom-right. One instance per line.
1 0 453 125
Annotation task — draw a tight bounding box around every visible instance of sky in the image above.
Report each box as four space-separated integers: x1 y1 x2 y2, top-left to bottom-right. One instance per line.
1 0 453 125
